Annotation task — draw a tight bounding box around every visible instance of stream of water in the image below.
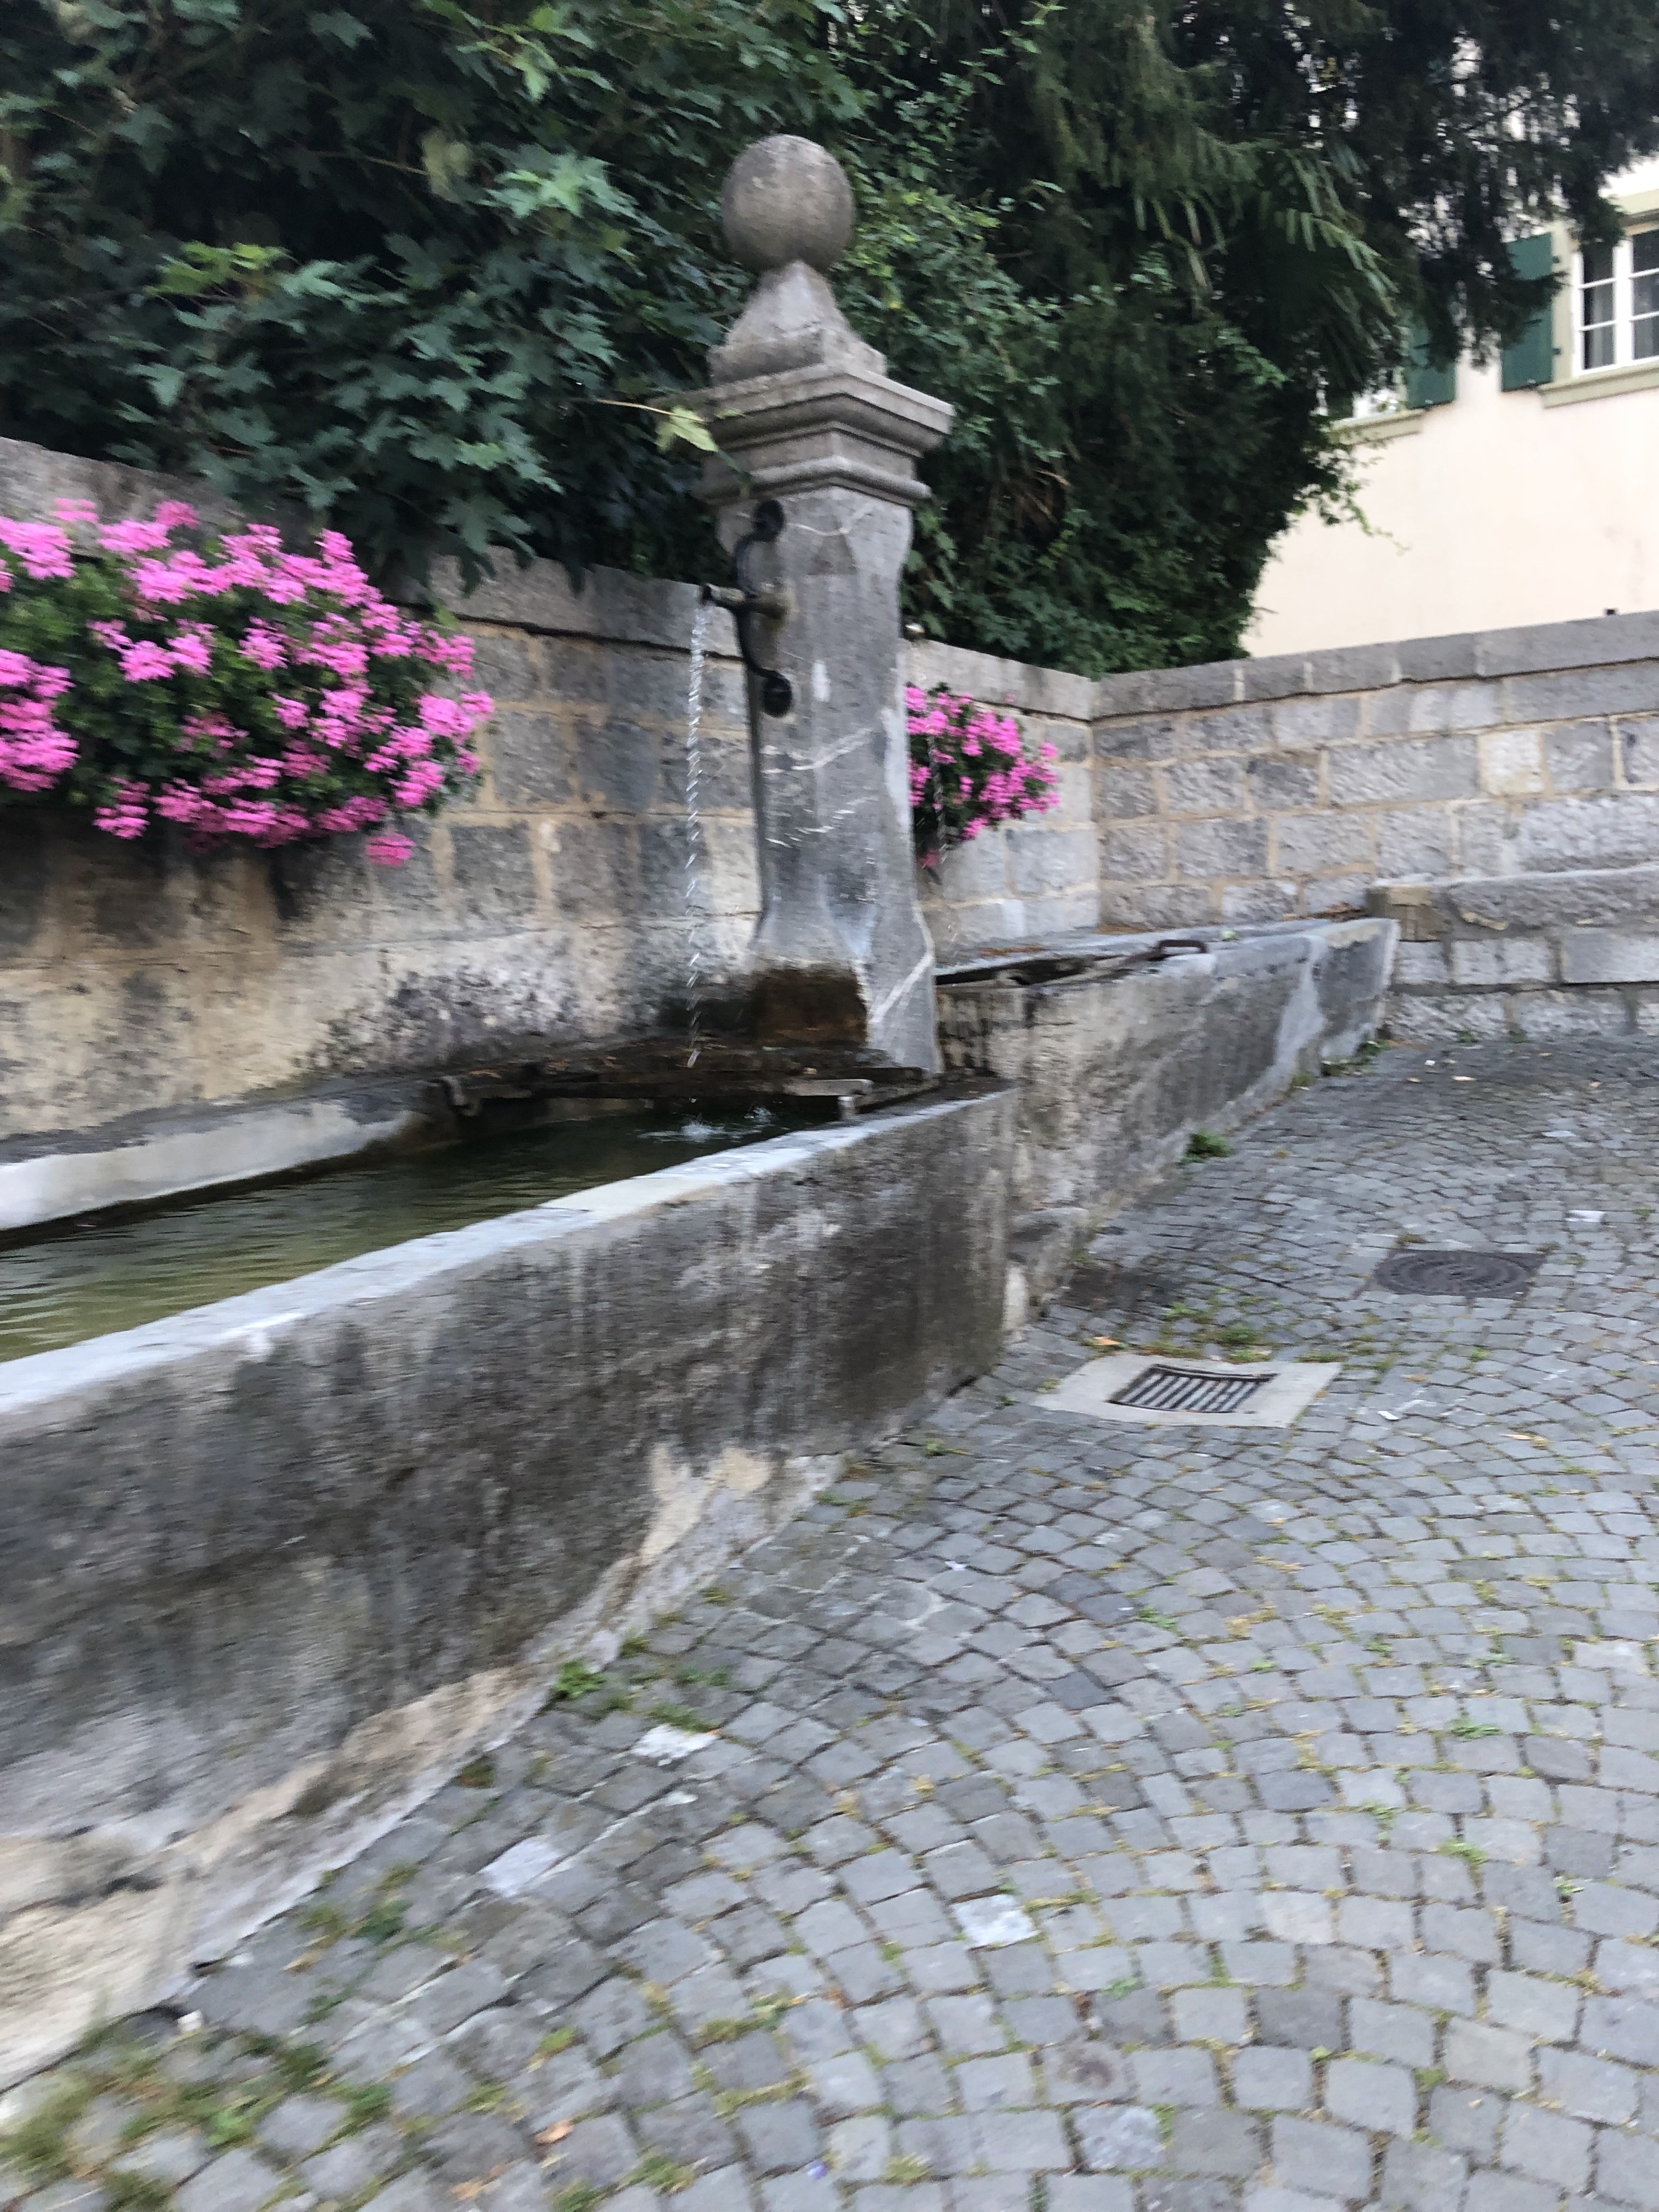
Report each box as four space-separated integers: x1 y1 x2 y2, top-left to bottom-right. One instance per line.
683 596 712 1065
0 1104 802 1364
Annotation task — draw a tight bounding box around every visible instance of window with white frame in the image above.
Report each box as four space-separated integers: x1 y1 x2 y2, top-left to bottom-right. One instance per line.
1342 382 1406 420
1576 228 1659 371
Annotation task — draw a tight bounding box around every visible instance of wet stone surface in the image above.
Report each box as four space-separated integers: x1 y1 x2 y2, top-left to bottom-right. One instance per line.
8 1038 1659 2212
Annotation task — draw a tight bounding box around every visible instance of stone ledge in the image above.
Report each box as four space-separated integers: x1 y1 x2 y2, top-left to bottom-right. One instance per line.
1094 612 1659 719
1369 863 1659 940
908 638 1097 723
1376 865 1659 1031
431 555 743 657
1539 359 1659 408
0 433 245 538
1385 983 1654 1042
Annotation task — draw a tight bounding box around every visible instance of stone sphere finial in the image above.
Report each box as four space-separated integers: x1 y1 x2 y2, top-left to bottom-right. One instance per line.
720 136 855 274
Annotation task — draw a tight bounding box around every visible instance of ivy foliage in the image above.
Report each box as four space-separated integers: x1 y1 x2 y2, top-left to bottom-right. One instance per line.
0 0 847 580
3 0 1657 672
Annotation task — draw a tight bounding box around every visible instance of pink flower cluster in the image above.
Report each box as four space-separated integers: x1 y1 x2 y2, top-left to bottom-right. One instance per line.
0 648 75 793
0 516 81 795
0 501 489 863
905 683 1059 865
0 514 78 590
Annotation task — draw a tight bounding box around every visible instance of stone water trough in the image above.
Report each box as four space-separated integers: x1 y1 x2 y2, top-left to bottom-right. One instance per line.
0 1084 1012 2084
940 917 1397 1311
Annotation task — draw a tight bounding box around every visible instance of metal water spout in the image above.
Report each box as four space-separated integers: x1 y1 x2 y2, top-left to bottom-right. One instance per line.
701 498 792 719
691 136 954 1071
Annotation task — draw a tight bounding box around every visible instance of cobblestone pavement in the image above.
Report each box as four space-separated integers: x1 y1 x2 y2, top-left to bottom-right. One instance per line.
10 1037 1659 2212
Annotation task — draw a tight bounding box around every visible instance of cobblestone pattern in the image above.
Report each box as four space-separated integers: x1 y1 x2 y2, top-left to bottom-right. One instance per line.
8 1039 1659 2212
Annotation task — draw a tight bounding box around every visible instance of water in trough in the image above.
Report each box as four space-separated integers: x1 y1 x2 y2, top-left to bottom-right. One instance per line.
0 1103 808 1362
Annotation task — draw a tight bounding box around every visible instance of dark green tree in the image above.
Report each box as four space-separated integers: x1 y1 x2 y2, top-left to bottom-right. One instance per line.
832 0 1659 670
3 0 1656 667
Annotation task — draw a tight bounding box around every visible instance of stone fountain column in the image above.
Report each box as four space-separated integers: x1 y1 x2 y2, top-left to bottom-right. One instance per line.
696 136 953 1071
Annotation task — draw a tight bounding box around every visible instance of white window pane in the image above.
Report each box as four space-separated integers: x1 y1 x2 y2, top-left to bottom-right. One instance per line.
1636 314 1659 362
1585 321 1617 369
1583 277 1616 317
1634 230 1659 275
1348 381 1404 419
1582 257 1616 371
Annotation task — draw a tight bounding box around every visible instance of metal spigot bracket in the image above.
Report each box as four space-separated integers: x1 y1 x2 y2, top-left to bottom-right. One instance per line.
703 498 792 717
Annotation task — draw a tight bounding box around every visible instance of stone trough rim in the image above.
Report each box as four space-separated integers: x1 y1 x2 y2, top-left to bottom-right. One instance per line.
0 1080 1007 1405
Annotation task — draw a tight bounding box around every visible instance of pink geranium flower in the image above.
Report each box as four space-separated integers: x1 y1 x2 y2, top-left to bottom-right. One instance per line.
0 498 489 861
92 777 149 839
906 682 1058 865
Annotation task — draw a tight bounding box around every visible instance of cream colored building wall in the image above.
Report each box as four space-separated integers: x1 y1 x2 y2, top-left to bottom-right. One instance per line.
1248 161 1659 656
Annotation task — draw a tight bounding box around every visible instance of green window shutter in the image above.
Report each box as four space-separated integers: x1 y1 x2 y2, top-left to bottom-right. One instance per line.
1501 233 1558 390
1403 323 1457 409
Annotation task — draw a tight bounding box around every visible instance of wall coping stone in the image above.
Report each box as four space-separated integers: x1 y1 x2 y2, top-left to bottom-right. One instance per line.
0 431 743 658
907 637 1097 722
1369 864 1659 940
1095 609 1659 720
0 433 245 537
430 554 740 657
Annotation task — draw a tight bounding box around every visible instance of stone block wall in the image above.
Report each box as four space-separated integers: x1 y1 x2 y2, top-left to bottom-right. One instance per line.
0 507 759 1145
8 427 1659 1139
1090 612 1659 930
0 435 1106 1144
1373 864 1659 1040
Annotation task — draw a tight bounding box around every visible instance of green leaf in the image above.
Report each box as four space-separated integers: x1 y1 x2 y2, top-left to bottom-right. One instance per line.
653 404 715 454
308 10 371 47
150 242 289 298
419 128 472 203
5 0 1652 639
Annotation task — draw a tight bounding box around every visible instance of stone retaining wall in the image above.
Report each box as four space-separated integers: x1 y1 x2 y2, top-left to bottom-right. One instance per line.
7 429 1658 1130
1372 864 1659 1040
907 639 1099 957
908 614 1659 983
1092 613 1659 931
0 439 1092 1146
0 435 761 1147
917 612 1659 1035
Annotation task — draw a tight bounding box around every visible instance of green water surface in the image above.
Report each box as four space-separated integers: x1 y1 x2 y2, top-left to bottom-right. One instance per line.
0 1105 801 1363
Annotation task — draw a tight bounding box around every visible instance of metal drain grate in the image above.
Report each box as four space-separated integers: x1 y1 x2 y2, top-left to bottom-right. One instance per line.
1052 1352 1338 1427
1373 1249 1543 1299
1110 1364 1273 1415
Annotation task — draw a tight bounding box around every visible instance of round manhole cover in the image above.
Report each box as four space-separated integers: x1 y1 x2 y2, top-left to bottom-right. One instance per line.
1373 1248 1543 1298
